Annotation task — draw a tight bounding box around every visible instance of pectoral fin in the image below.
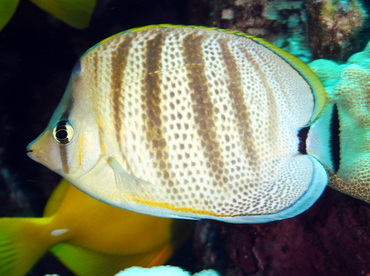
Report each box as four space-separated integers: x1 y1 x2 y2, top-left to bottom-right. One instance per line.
107 156 152 194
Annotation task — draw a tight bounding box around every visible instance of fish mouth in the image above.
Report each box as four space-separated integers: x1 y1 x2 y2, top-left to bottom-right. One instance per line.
26 149 33 157
26 142 37 160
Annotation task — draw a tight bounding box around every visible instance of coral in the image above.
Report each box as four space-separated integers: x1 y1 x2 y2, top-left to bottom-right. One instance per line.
306 0 367 60
115 266 220 276
191 0 368 62
309 39 370 203
209 0 313 62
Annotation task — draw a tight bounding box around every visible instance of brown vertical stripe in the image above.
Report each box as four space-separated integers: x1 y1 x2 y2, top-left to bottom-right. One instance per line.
91 50 99 88
110 35 134 151
59 145 69 174
57 87 75 174
143 31 173 186
182 33 227 186
219 39 259 168
240 47 279 142
144 32 164 143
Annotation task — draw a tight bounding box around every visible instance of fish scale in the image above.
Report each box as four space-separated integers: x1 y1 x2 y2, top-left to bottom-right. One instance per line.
27 25 329 223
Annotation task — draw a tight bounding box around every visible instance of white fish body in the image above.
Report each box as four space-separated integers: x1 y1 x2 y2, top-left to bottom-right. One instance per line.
27 25 328 223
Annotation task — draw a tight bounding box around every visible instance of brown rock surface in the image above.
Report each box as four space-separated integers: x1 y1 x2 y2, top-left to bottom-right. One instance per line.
193 189 370 276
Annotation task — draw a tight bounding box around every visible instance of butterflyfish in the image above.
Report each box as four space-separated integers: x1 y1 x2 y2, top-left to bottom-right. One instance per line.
27 25 330 223
0 178 193 276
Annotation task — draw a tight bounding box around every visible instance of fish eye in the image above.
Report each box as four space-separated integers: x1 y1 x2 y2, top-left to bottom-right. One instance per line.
53 120 74 144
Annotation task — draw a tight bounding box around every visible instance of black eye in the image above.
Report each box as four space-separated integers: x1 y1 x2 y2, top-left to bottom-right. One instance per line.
53 120 74 144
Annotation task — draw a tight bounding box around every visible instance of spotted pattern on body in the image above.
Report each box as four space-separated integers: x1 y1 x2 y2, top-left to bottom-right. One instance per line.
48 26 322 217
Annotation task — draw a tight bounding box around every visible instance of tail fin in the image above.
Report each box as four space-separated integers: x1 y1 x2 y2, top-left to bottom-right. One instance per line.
0 217 52 276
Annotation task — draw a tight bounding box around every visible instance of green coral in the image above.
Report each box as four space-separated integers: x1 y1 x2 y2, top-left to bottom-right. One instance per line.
310 40 370 203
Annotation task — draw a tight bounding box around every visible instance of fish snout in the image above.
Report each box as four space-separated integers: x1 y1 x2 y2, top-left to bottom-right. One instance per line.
26 139 43 162
26 130 60 171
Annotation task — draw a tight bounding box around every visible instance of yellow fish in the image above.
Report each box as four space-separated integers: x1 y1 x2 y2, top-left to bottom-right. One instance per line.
27 25 329 223
0 178 192 276
0 0 96 31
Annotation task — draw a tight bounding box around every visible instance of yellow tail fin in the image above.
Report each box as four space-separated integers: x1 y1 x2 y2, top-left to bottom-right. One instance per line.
0 217 52 276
